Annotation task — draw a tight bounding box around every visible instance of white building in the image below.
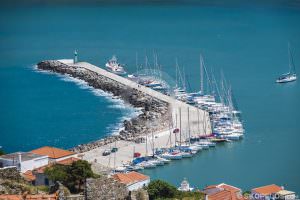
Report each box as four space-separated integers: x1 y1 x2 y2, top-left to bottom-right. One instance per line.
276 190 296 200
178 178 194 192
0 152 48 173
112 171 150 191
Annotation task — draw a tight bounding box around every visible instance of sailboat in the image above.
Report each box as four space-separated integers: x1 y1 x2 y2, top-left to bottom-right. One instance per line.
276 43 297 83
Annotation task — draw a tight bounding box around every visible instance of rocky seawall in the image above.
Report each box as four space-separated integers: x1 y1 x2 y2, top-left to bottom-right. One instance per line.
37 60 170 153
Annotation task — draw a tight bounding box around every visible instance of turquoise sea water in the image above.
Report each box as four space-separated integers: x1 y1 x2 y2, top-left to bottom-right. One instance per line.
0 2 300 192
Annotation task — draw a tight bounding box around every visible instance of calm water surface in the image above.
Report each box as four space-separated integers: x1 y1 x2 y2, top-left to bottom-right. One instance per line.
0 2 299 192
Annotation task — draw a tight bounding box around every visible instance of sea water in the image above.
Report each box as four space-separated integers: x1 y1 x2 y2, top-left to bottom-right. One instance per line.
0 1 299 192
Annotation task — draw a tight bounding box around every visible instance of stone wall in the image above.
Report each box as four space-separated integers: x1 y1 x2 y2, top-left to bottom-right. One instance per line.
130 189 149 200
85 177 129 200
0 167 22 181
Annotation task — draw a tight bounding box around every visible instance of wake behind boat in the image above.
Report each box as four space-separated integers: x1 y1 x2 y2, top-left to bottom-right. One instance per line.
105 55 127 75
276 43 297 83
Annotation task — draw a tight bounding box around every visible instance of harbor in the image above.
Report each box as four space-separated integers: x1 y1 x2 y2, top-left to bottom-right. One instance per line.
37 56 244 171
1 2 300 194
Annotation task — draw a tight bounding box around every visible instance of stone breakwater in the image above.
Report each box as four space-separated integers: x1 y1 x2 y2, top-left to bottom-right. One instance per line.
37 60 170 153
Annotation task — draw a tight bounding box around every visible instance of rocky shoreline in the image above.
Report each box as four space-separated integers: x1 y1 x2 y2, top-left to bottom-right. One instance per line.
37 60 171 153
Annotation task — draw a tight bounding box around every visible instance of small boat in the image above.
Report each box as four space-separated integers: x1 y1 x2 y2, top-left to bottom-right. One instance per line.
221 133 243 141
161 152 182 160
137 161 156 169
149 159 165 166
181 152 193 158
126 165 143 171
155 156 171 164
105 55 127 75
114 166 127 172
198 144 209 150
210 138 228 143
276 43 297 83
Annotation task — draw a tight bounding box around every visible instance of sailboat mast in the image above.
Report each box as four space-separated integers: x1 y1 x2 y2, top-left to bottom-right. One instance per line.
175 113 178 146
200 54 204 94
145 130 148 156
175 58 178 88
169 114 173 148
135 52 139 74
288 43 297 74
151 129 155 157
197 108 200 135
188 107 191 146
179 107 182 147
203 111 207 136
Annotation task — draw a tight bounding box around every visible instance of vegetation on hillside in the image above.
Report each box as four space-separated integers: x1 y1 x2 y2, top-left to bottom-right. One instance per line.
146 180 205 200
45 160 99 193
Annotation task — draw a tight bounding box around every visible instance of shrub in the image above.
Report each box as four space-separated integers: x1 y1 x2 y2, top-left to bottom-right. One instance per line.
147 180 177 200
45 160 96 193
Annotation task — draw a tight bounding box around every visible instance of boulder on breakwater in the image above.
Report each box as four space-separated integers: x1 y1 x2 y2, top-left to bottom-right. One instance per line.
37 60 171 153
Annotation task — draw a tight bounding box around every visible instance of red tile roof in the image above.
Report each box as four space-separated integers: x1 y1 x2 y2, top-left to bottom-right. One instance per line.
0 195 23 200
25 194 57 200
31 146 74 159
112 172 149 185
219 183 241 193
208 190 232 200
204 183 244 200
22 170 36 182
0 194 58 200
57 157 79 165
252 184 282 195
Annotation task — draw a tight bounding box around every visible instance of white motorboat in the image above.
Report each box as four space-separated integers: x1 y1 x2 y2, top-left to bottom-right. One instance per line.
181 152 193 158
161 152 183 160
105 55 126 75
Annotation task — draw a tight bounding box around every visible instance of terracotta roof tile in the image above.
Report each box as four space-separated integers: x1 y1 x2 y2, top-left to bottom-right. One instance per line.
219 183 241 193
204 183 244 200
112 172 149 185
56 157 79 165
25 194 57 200
22 170 36 181
31 146 74 159
252 184 282 195
0 195 23 200
208 190 232 200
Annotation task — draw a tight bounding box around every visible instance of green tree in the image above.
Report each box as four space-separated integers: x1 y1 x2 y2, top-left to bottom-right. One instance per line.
45 160 96 193
147 180 178 200
66 160 94 192
44 164 68 183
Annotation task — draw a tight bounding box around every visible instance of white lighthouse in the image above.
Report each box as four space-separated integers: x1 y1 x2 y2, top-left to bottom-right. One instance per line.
74 50 78 64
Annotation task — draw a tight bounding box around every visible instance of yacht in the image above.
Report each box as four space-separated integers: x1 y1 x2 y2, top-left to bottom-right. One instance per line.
105 55 126 75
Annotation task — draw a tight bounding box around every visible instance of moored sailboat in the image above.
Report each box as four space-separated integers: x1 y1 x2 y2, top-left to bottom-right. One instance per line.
276 43 297 83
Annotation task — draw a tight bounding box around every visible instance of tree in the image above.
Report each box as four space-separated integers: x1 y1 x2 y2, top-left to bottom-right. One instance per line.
45 160 96 193
66 160 94 192
45 164 68 183
146 180 178 200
